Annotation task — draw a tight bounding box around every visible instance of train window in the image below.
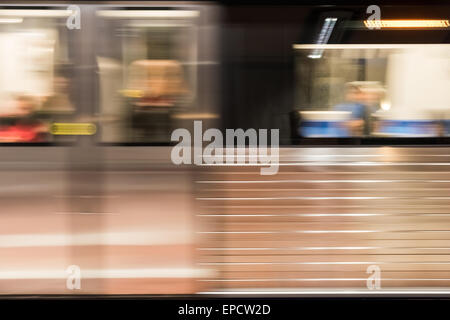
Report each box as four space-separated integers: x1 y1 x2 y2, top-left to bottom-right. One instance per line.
294 44 450 139
218 5 450 146
0 8 76 143
96 8 202 143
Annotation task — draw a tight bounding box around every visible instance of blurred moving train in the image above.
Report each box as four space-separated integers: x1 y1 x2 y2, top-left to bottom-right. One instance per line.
0 1 449 295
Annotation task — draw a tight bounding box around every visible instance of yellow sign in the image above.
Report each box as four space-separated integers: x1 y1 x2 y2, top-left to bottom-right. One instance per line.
120 89 144 98
51 123 97 136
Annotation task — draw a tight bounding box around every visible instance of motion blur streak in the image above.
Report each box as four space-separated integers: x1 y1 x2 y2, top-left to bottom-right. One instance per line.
0 268 214 279
0 2 449 296
197 148 450 293
0 231 190 247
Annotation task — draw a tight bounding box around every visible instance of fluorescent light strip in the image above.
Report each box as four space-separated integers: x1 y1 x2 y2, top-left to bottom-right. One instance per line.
0 18 23 23
128 22 194 28
97 10 199 18
308 17 337 59
294 43 450 50
0 9 72 17
364 19 450 29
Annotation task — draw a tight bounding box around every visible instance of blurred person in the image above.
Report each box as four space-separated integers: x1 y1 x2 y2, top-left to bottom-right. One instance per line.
127 59 188 106
41 68 75 114
124 59 189 142
0 95 47 142
333 82 384 136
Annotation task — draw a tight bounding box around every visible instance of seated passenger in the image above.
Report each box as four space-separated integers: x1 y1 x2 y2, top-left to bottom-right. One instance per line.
123 59 189 142
126 59 188 107
0 95 46 142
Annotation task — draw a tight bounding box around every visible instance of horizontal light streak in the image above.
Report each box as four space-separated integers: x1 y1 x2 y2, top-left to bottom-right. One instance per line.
202 188 450 193
54 212 118 215
198 196 391 200
293 43 450 50
200 205 450 210
199 162 450 167
364 19 450 29
197 214 382 217
0 268 213 280
197 196 450 200
199 247 450 251
0 18 23 23
198 262 382 265
197 180 450 183
198 246 377 251
200 278 450 282
198 262 450 266
204 154 450 159
0 9 72 17
198 230 450 234
0 231 190 248
197 230 376 234
97 10 199 18
199 289 450 295
197 213 450 217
